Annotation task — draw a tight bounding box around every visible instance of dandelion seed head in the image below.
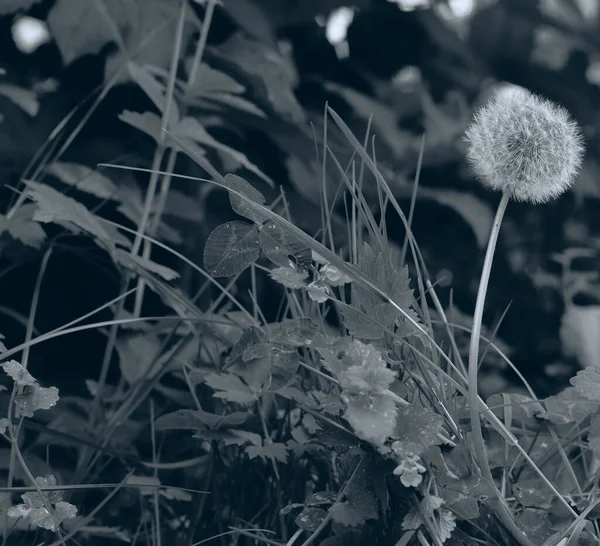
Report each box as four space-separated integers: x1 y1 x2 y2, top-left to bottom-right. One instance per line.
464 87 585 204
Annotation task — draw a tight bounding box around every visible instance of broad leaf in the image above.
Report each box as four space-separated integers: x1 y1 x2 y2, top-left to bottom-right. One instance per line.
0 204 46 248
394 404 444 456
246 442 288 463
258 220 312 268
216 33 305 123
222 173 269 224
204 221 260 277
46 162 117 199
154 409 248 431
267 318 318 347
204 373 256 404
571 368 600 401
174 118 272 184
115 334 162 384
23 180 111 244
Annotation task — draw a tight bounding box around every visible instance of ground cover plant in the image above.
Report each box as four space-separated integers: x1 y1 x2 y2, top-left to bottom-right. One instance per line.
3 0 600 545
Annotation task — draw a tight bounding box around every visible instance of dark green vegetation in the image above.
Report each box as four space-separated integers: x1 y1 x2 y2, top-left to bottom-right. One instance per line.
1 1 600 545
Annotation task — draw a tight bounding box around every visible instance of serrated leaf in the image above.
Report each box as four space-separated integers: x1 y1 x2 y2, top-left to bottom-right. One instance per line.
329 459 378 527
113 250 179 281
487 393 543 426
23 180 111 244
226 326 267 367
222 173 269 225
1 360 36 386
340 305 385 340
185 63 245 96
536 386 599 424
128 63 179 126
174 118 272 184
269 266 308 288
118 110 163 142
0 204 46 249
15 384 59 417
103 0 197 84
246 442 288 463
217 33 305 124
345 394 397 445
570 368 600 401
203 221 260 277
155 409 248 431
47 0 135 65
46 162 117 199
204 373 256 404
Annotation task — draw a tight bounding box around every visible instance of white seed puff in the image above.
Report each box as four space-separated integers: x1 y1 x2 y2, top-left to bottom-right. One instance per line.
464 87 585 204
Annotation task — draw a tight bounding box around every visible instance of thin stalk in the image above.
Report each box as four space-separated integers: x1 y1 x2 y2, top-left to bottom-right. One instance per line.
467 189 533 546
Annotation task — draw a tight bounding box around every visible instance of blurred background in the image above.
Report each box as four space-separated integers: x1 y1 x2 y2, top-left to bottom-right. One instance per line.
1 0 600 398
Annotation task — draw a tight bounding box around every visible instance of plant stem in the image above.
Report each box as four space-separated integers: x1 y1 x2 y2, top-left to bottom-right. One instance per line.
467 189 533 546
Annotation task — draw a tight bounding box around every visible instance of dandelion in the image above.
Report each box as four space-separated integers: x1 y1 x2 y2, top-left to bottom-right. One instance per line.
464 86 584 204
461 86 585 546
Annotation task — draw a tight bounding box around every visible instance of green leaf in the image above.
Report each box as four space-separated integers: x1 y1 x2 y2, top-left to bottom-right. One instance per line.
23 180 112 244
204 373 256 404
589 414 600 457
115 334 162 384
294 507 328 532
118 110 163 143
216 33 305 124
0 204 46 248
0 83 39 116
258 220 312 268
185 63 245 96
570 368 600 401
1 360 36 386
536 386 599 424
174 118 272 184
47 0 134 65
203 221 260 277
15 384 60 417
46 162 117 199
222 174 269 225
226 326 267 366
267 318 318 347
155 409 248 431
394 404 444 456
270 266 308 288
329 457 379 527
246 442 288 463
113 250 179 281
324 82 413 159
340 304 386 340
127 63 179 126
345 394 397 445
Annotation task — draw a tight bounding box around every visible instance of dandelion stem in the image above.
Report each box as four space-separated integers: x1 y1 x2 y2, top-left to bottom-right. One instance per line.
467 189 534 546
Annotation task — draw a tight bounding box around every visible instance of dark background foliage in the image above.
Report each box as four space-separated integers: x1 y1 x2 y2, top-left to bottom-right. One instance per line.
1 0 600 398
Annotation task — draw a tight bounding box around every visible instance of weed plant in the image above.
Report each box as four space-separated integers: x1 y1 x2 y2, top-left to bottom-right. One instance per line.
1 2 599 546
